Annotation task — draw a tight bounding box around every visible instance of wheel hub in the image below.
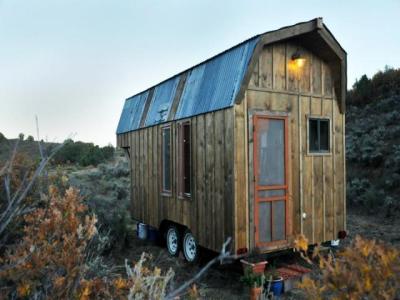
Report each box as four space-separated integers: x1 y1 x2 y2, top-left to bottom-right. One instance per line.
168 230 178 253
184 235 197 260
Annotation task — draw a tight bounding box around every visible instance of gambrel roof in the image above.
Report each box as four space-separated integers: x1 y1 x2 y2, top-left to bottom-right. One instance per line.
117 18 346 134
117 36 259 134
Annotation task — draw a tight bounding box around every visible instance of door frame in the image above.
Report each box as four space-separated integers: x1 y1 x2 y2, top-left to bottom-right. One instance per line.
252 113 290 249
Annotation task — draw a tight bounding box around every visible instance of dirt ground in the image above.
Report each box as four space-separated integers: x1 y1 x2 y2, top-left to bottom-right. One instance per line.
345 210 400 247
111 209 400 299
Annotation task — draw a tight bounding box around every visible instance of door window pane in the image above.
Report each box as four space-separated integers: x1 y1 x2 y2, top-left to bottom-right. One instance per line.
259 202 271 243
272 200 286 241
257 119 285 185
258 189 285 198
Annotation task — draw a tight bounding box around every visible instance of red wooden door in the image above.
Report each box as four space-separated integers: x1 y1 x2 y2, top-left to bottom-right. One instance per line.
253 115 289 248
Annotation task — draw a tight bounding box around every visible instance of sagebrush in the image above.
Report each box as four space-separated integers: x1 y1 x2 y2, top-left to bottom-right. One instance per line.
294 234 400 299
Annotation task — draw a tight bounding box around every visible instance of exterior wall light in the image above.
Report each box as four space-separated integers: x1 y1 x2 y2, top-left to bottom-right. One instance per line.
291 51 306 68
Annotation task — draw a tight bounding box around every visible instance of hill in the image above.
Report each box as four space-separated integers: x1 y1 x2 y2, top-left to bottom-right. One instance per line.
0 135 58 164
0 135 114 167
346 66 400 215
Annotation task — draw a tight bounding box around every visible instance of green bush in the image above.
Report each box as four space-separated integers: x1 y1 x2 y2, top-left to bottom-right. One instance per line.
0 132 6 143
347 66 400 107
68 158 131 249
53 139 115 167
346 67 400 215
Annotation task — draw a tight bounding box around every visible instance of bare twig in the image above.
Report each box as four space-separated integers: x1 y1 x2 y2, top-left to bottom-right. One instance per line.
0 253 31 273
4 175 11 204
0 163 8 177
0 138 66 240
7 139 19 174
165 237 245 300
2 140 19 204
35 115 44 159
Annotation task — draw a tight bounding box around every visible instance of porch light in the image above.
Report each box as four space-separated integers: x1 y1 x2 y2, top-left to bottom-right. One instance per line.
291 51 306 68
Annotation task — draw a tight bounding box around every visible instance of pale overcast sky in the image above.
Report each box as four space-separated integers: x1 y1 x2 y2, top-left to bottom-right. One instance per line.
1 0 399 146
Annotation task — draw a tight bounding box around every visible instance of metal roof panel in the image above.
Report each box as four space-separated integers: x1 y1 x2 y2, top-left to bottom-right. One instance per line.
144 76 180 126
175 37 258 119
116 91 148 134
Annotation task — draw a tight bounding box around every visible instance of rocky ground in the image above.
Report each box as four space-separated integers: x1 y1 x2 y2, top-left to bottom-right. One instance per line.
345 210 400 247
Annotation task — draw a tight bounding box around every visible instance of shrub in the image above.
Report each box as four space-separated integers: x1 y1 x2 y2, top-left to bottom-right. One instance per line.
295 235 400 299
347 66 400 107
347 177 370 205
0 153 40 245
53 140 115 167
0 186 174 299
346 85 400 214
0 132 6 143
68 157 131 250
360 187 385 211
0 186 98 298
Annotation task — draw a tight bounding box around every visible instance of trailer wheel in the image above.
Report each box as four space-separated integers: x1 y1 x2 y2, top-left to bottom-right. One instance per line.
182 230 199 263
166 226 180 256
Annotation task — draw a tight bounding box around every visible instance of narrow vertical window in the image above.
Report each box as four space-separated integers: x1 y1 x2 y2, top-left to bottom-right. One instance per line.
162 125 171 193
178 121 191 197
309 118 330 153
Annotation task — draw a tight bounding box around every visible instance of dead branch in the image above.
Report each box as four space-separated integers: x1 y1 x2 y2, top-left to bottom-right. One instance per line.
0 164 7 177
2 140 19 204
35 115 44 159
0 135 66 242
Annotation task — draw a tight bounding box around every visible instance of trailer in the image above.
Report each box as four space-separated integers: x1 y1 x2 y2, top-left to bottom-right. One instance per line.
116 18 347 262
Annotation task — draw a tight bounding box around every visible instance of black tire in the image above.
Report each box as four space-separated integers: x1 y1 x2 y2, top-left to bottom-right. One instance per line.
182 230 199 263
166 225 180 257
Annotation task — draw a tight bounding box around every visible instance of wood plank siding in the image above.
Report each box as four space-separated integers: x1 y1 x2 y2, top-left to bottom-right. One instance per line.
118 111 235 252
117 20 346 254
237 41 345 250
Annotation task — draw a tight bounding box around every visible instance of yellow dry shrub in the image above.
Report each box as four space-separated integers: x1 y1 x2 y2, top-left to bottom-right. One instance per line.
0 186 174 299
1 186 97 298
294 234 400 299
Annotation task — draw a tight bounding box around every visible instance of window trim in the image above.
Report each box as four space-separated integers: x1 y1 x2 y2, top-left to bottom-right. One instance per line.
177 120 192 199
307 115 332 156
161 123 172 195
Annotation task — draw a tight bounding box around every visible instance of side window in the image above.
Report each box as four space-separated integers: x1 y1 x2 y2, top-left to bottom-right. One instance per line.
178 121 191 197
309 118 330 153
162 125 172 193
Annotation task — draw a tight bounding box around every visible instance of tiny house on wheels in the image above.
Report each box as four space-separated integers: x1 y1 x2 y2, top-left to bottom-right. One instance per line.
116 18 347 262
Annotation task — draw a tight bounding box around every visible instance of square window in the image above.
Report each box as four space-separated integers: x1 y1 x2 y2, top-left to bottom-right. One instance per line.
309 118 330 153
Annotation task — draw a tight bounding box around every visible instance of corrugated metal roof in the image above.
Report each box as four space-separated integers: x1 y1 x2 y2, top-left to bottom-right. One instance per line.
116 36 259 134
176 38 258 119
145 76 180 126
116 91 148 133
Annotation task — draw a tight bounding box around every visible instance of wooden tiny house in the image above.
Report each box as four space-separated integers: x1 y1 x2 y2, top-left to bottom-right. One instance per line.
116 18 347 257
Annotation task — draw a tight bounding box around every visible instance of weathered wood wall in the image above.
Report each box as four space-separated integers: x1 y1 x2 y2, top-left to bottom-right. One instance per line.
117 40 346 253
117 109 235 252
234 41 346 251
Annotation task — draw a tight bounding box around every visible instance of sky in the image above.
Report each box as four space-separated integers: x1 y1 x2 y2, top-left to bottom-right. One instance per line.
1 0 399 146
